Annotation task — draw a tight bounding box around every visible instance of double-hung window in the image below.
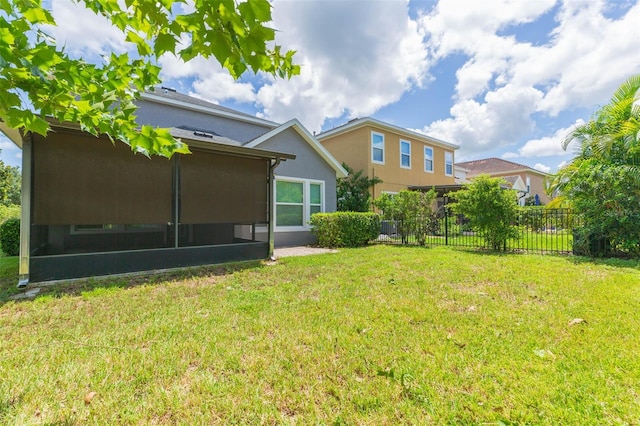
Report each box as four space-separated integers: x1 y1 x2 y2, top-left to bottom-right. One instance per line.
400 140 411 169
371 132 385 164
445 152 453 176
275 178 324 229
424 146 434 173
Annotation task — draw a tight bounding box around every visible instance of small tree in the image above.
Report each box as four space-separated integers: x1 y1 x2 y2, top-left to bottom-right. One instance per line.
451 175 519 250
373 189 437 245
337 163 382 212
0 159 21 206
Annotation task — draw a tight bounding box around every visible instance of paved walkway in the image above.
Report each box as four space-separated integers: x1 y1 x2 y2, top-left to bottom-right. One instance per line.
273 246 337 258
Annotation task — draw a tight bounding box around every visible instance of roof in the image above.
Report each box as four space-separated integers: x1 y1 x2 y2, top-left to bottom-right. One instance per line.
317 117 459 150
456 157 549 177
170 127 242 147
245 119 348 178
141 87 278 128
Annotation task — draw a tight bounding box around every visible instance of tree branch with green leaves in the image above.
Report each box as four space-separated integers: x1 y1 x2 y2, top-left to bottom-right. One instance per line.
0 0 299 157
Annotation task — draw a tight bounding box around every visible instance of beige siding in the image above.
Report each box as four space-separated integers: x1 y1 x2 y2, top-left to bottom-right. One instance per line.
318 126 369 173
320 124 456 200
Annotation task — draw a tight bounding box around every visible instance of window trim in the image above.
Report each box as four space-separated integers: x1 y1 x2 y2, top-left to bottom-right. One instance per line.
424 146 434 173
274 176 325 232
371 131 385 165
445 151 454 177
399 139 411 169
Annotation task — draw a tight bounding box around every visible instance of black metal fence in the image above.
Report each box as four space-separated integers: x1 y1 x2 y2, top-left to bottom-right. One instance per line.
377 208 579 255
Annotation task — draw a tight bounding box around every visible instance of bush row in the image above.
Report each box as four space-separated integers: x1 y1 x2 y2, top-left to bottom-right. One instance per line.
310 212 380 248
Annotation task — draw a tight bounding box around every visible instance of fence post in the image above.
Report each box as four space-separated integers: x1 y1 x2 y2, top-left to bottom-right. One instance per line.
444 194 449 246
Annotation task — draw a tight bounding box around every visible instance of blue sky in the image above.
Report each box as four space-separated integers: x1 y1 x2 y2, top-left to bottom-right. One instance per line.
2 0 640 173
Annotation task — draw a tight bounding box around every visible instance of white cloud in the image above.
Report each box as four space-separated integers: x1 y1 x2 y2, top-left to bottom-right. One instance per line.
255 0 431 131
504 120 583 158
159 53 256 104
415 0 640 157
533 163 551 173
47 0 130 57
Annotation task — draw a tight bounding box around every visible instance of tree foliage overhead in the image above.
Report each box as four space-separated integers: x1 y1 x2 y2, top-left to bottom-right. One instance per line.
337 163 382 212
550 74 640 256
0 0 299 157
451 175 519 251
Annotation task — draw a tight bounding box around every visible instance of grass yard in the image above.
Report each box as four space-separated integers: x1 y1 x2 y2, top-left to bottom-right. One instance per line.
1 246 640 424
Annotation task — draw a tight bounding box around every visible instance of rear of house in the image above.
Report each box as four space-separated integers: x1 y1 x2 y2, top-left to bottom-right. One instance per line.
317 118 458 197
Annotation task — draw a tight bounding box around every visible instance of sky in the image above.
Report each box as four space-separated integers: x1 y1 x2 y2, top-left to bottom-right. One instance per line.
2 0 640 173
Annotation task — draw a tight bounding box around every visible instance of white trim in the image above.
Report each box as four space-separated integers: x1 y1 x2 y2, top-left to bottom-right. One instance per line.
371 131 385 165
317 117 459 150
399 139 411 169
445 152 454 177
424 145 434 173
245 118 347 178
140 92 278 128
274 176 325 232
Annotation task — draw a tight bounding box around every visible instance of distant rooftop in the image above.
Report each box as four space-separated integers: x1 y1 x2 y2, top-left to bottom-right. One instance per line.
456 157 548 176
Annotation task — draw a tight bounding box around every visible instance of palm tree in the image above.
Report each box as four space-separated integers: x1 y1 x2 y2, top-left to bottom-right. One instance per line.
550 74 640 256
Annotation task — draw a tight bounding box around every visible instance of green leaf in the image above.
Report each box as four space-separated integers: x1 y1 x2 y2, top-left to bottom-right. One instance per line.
22 7 55 24
154 32 177 56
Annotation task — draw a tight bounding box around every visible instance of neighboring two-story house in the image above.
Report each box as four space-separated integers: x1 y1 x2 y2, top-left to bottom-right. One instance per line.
316 118 459 198
456 158 550 205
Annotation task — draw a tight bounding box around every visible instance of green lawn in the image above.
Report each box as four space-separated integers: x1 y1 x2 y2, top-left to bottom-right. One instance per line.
1 246 640 424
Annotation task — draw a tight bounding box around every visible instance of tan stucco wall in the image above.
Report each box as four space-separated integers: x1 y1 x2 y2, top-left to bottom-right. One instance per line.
320 125 456 199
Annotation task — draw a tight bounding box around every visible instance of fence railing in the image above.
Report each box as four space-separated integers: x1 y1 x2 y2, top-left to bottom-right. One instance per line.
377 208 579 255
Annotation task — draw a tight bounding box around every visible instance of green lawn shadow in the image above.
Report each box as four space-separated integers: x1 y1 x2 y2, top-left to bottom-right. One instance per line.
0 258 264 306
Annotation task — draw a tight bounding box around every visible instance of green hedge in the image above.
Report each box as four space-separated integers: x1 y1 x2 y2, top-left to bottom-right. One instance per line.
0 204 20 225
0 218 20 256
310 212 380 248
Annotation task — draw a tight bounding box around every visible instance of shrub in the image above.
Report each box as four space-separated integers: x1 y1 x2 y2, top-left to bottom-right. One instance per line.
451 175 519 251
0 218 20 256
0 204 20 225
373 190 437 245
310 212 380 248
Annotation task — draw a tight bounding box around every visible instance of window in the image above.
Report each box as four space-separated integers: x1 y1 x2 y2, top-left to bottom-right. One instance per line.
424 146 434 172
275 178 324 229
400 140 411 169
371 132 385 164
526 176 531 193
445 152 453 176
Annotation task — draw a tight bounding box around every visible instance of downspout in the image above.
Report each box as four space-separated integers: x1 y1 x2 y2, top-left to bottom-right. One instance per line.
268 157 282 259
17 132 33 288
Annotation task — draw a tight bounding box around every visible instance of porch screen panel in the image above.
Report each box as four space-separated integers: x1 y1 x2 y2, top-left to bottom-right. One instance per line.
180 151 268 224
32 133 172 225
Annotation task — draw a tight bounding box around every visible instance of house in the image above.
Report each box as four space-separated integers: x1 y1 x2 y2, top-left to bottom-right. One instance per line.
316 117 459 198
1 88 346 285
455 157 550 205
136 88 347 247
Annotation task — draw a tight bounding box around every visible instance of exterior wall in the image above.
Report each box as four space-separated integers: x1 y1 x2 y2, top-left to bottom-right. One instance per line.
318 126 369 174
135 99 273 143
491 171 550 204
320 124 456 199
257 128 339 247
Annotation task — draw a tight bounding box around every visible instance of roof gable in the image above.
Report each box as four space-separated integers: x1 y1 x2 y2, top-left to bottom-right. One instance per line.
245 119 348 178
317 117 459 150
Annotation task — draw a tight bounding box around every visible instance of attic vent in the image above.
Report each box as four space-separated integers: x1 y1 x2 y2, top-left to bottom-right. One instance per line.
161 86 177 93
193 131 213 138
